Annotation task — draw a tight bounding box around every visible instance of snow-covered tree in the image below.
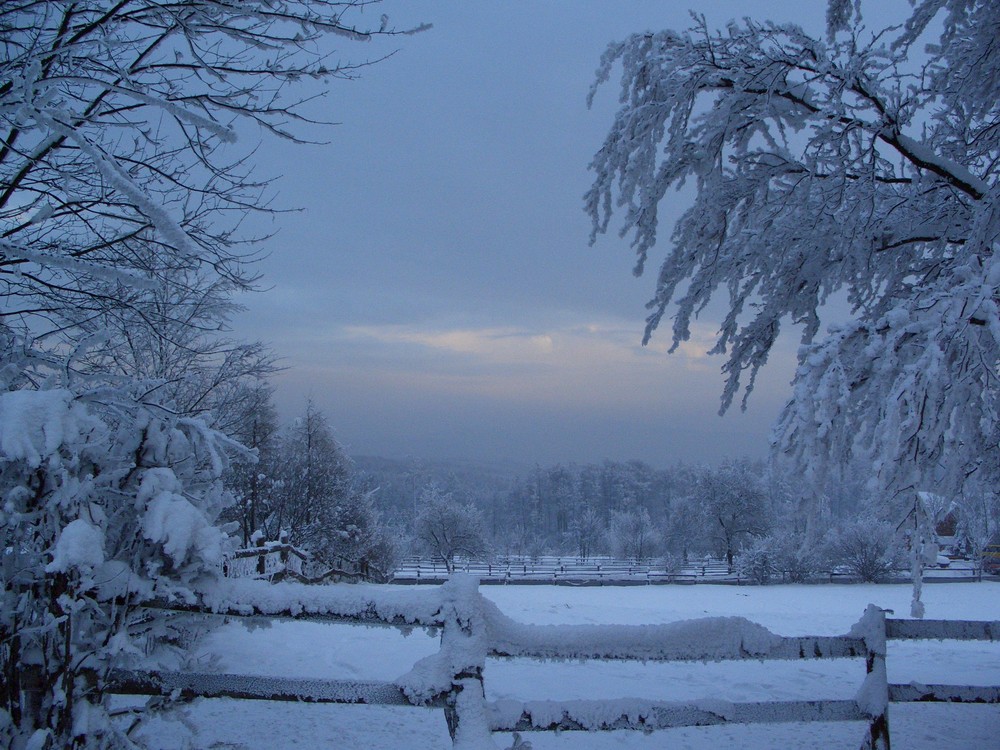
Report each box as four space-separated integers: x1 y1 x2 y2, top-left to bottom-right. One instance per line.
604 507 658 562
265 402 401 579
80 263 276 433
0 387 240 748
663 495 703 562
222 382 282 545
0 2 422 745
566 507 602 560
953 483 1000 580
694 460 770 570
272 400 351 540
308 486 402 581
0 1 423 381
587 0 1000 496
413 485 489 573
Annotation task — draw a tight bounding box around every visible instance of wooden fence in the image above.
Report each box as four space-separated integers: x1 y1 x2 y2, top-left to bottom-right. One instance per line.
107 576 999 749
392 554 980 586
394 555 732 585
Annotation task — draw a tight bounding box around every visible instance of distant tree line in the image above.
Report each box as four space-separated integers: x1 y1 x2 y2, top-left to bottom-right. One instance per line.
355 457 1000 582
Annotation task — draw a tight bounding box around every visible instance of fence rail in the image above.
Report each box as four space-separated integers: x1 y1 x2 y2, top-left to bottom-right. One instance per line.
107 576 999 749
392 555 982 586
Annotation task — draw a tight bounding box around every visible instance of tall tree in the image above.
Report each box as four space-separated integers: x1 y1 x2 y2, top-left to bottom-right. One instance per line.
664 495 702 563
0 3 422 745
272 400 351 541
695 460 770 570
566 507 602 560
587 1 1000 496
605 507 658 562
223 380 282 545
413 485 489 573
268 401 399 579
954 482 1000 580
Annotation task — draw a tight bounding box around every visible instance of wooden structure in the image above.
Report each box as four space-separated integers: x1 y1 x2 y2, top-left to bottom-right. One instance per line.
107 577 999 748
223 534 363 583
393 554 978 585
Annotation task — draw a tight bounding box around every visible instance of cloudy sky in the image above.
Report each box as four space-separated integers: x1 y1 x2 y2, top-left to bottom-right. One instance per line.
230 0 908 468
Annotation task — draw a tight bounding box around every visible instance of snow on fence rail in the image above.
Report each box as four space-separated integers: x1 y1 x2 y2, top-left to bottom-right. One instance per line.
107 576 1000 749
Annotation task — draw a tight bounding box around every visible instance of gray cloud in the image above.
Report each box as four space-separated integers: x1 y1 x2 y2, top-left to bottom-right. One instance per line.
229 0 861 466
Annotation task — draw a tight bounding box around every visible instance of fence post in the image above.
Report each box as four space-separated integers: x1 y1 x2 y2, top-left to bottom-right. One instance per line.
854 605 891 750
255 534 266 576
439 575 496 749
278 530 290 572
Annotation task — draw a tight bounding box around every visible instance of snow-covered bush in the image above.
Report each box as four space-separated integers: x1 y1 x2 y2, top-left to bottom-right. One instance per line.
735 537 779 585
660 551 682 578
824 517 904 582
0 387 239 748
736 531 823 584
770 531 824 583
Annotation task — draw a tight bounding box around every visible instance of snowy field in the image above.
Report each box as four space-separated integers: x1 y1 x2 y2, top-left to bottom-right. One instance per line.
132 581 1000 749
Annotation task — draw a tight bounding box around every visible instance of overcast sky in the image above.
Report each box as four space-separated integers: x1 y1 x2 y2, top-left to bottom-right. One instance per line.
230 0 909 469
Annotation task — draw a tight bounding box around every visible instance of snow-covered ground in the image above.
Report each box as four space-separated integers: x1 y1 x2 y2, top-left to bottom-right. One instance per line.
131 581 1000 749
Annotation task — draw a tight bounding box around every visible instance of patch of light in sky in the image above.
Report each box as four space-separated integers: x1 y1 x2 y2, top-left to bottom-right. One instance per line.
229 0 912 465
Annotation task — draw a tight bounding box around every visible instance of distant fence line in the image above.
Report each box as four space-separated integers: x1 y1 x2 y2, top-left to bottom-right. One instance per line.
391 555 979 586
222 545 983 587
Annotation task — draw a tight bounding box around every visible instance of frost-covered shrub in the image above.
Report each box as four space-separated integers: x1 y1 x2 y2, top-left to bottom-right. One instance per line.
0 388 239 748
735 536 779 585
769 532 824 583
735 531 824 584
824 516 904 582
661 551 682 577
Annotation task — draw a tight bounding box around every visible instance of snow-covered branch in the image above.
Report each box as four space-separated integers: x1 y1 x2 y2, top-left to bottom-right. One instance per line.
587 1 1000 495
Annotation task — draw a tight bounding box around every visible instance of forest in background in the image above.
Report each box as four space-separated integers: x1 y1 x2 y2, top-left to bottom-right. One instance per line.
231 397 997 586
